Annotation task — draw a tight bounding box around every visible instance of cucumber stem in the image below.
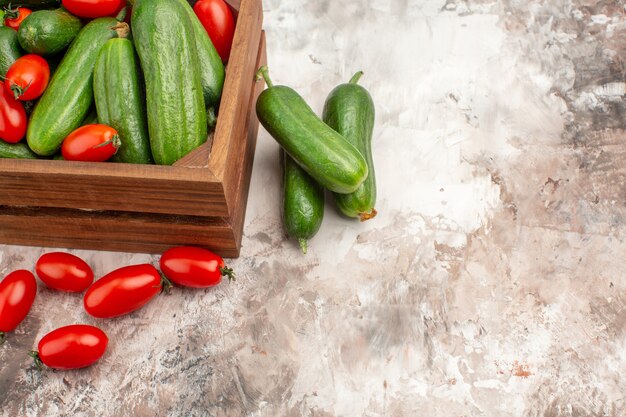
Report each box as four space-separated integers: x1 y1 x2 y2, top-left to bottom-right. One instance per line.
359 208 378 222
255 66 274 88
298 238 308 254
207 107 218 130
220 266 236 283
28 350 43 371
349 71 364 85
112 22 130 39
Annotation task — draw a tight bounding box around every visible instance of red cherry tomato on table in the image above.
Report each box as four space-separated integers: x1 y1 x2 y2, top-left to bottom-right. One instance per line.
5 54 50 101
62 124 121 162
0 270 37 344
160 246 235 288
3 7 31 31
84 264 167 319
193 0 236 63
30 325 108 370
0 82 27 144
61 0 126 19
36 252 94 293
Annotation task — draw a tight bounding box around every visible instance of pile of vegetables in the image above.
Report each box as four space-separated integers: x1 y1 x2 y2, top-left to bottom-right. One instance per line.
256 67 378 253
0 246 235 370
0 0 235 164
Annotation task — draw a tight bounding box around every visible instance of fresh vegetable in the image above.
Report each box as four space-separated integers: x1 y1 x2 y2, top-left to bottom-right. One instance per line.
0 140 37 158
36 252 94 292
0 26 24 76
61 124 121 162
0 270 36 345
27 18 128 156
4 6 31 30
0 82 27 143
94 38 152 164
62 0 125 19
323 72 377 221
282 150 324 254
0 0 62 8
193 0 235 63
29 325 108 370
83 264 168 318
17 8 83 56
176 0 225 109
160 246 235 288
132 0 207 165
255 66 368 194
4 54 49 100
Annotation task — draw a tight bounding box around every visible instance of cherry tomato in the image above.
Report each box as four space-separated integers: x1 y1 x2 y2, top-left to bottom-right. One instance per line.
3 6 31 31
5 54 50 101
0 270 36 344
62 124 121 162
84 264 166 318
30 325 108 370
193 0 236 63
61 0 125 19
160 246 235 288
0 82 27 144
36 252 94 293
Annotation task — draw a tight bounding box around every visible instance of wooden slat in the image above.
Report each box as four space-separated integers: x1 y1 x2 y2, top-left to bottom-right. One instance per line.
207 0 263 218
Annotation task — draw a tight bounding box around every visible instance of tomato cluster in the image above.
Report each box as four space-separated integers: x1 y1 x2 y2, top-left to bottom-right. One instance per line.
0 246 234 370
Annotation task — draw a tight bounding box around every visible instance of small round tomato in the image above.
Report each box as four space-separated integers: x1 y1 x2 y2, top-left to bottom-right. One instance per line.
193 0 236 63
0 82 27 144
3 6 31 31
5 54 50 101
0 270 37 344
62 124 121 162
84 264 166 319
160 246 235 288
30 325 108 370
36 252 94 293
61 0 125 19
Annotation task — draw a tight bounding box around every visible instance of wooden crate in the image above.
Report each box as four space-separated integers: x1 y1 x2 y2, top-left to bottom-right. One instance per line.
0 0 266 258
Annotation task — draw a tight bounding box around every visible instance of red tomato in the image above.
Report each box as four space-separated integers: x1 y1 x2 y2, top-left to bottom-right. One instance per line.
61 0 125 19
36 252 94 293
62 124 121 162
193 0 236 63
0 82 27 144
3 7 31 31
0 270 37 344
30 325 108 370
5 54 50 101
84 264 165 318
160 246 235 288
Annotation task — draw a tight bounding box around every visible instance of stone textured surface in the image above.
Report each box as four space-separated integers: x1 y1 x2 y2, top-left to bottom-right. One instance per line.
1 0 625 416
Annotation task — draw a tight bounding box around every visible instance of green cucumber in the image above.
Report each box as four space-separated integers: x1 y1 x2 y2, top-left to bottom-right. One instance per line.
0 26 24 77
0 0 60 8
174 0 224 110
17 8 83 56
323 72 377 221
255 66 368 194
27 18 128 156
282 150 324 254
94 38 152 164
0 141 38 159
132 0 207 165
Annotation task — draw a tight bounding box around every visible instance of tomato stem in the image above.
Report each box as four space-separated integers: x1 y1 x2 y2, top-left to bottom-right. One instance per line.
93 135 122 151
359 208 378 222
159 272 173 294
0 332 5 346
255 66 273 88
349 71 364 85
220 266 236 283
28 350 43 371
3 5 20 20
10 80 31 100
298 238 308 254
